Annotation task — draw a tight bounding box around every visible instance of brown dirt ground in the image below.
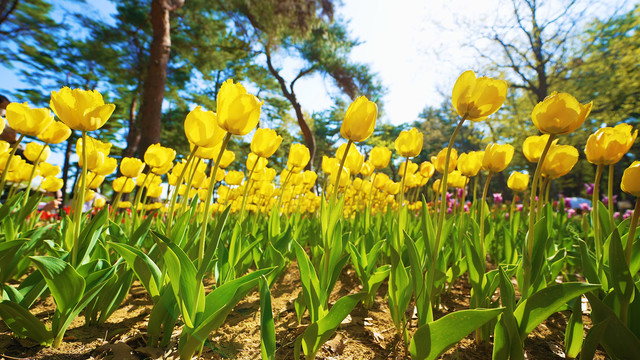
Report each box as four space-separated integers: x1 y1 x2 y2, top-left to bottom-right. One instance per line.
0 262 609 360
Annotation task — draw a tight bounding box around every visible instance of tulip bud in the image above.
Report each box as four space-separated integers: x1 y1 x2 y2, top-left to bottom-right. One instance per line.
340 96 377 142
531 92 592 135
452 70 507 121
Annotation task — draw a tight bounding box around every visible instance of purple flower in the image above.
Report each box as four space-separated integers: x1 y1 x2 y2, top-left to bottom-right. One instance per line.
564 198 571 209
623 210 634 220
464 203 470 212
505 212 509 220
614 212 620 219
457 188 464 198
580 203 591 212
493 193 503 204
584 183 595 196
516 204 523 212
567 209 577 218
601 194 618 207
446 192 454 201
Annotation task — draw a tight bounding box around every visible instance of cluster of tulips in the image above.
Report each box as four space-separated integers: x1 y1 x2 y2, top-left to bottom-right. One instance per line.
0 69 638 360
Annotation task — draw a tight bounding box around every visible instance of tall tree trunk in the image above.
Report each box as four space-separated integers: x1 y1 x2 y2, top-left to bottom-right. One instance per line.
137 0 184 158
61 133 74 204
122 95 140 158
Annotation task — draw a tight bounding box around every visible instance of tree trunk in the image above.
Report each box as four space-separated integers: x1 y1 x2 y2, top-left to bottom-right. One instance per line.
61 133 74 204
122 95 140 158
265 48 316 171
136 0 183 158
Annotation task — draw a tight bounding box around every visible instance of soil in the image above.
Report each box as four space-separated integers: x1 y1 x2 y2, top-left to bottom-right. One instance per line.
0 262 609 360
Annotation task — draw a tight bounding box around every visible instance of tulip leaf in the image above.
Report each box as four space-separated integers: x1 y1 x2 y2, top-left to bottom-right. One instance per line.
259 276 276 360
513 282 600 338
0 300 52 345
29 256 85 315
608 229 634 304
585 292 640 359
299 292 365 360
108 241 162 301
293 240 324 323
564 297 584 359
197 205 231 281
160 241 202 329
409 308 504 360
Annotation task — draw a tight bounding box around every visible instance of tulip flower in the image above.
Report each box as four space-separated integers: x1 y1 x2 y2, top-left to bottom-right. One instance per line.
457 151 483 177
522 134 558 163
340 96 378 142
451 70 508 122
39 162 60 177
251 128 283 158
621 161 640 197
395 128 423 158
144 144 176 171
585 124 637 166
507 171 530 192
419 161 435 179
531 92 592 135
482 143 514 173
120 157 145 178
50 87 115 132
225 171 244 186
41 176 64 192
541 144 578 179
94 157 118 176
216 79 262 136
37 121 72 144
24 142 50 163
184 106 226 148
113 176 136 193
287 144 310 172
370 147 391 169
432 148 458 174
5 102 54 137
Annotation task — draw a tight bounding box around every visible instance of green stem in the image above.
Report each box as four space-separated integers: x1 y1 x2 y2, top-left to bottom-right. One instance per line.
110 190 122 219
624 198 639 266
166 146 197 235
608 164 615 231
238 157 260 221
399 157 409 209
479 172 493 258
368 172 378 210
131 172 152 234
71 131 88 266
0 134 25 199
22 144 48 207
178 157 203 218
592 165 604 263
331 140 353 204
523 133 556 299
199 132 231 267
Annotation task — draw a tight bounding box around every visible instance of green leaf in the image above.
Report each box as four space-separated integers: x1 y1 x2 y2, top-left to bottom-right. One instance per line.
585 292 640 359
259 277 275 360
197 205 231 281
108 242 162 301
299 292 365 360
565 297 584 359
409 308 504 360
293 240 324 323
0 300 52 345
513 282 600 339
29 256 85 315
161 241 202 329
608 229 634 304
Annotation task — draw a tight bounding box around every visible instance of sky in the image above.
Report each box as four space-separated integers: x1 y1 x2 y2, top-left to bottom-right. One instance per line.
2 0 632 128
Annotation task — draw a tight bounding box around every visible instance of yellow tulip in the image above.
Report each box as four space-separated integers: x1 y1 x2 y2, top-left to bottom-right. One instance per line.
246 152 268 172
541 144 579 179
87 173 105 189
302 170 318 186
432 148 458 174
457 151 484 177
50 87 115 131
144 144 176 170
146 184 163 198
38 162 60 177
322 156 338 175
0 154 23 173
79 149 105 171
395 128 423 158
385 181 401 195
522 134 558 163
24 142 50 162
432 179 442 193
218 148 235 168
118 201 132 209
0 141 9 155
369 147 391 169
120 157 145 178
287 143 310 172
507 171 530 192
113 176 136 193
585 123 637 165
0 117 4 134
41 176 63 192
340 96 377 142
482 143 514 173
225 170 244 186
37 121 71 144
531 92 592 135
399 161 419 176
360 161 374 177
621 161 640 197
448 170 467 189
5 102 54 137
216 79 262 136
451 70 508 121
419 161 435 178
94 157 118 176
251 128 283 158
93 197 106 208
184 106 226 148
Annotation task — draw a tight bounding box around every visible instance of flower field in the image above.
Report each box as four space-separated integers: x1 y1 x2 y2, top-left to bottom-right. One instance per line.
0 71 639 360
